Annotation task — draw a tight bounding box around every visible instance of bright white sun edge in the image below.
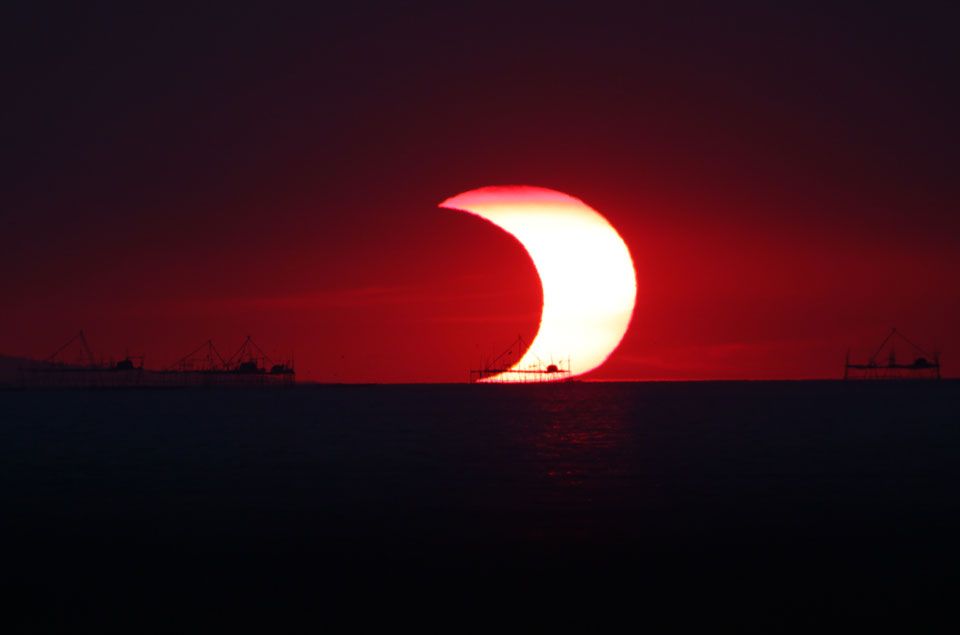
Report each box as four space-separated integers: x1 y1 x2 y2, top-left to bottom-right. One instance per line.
440 185 638 382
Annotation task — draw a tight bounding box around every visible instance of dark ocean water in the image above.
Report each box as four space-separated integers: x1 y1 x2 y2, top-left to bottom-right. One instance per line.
2 381 959 630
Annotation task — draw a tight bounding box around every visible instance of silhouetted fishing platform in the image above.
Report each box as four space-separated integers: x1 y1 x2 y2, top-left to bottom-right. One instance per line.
469 335 572 383
844 328 941 380
19 332 295 388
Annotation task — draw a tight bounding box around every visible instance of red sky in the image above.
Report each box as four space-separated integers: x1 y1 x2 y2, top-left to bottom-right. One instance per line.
2 3 958 381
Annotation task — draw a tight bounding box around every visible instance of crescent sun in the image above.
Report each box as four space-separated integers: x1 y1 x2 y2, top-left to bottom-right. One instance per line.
440 185 637 382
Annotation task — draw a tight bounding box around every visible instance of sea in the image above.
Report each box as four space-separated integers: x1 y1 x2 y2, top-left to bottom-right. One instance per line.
2 381 958 630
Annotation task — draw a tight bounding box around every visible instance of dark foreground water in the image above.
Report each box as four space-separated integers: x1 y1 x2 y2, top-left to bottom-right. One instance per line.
2 381 959 630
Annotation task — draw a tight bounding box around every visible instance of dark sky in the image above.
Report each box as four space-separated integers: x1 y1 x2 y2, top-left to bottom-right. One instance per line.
3 1 958 381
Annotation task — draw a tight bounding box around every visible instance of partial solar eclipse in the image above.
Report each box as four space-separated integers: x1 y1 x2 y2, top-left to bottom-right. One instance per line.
440 185 637 381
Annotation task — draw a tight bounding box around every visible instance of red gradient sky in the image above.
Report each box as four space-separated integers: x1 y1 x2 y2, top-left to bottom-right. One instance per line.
2 2 958 381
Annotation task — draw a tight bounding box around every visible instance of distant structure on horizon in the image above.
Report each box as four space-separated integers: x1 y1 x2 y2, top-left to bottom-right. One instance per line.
19 331 295 388
844 328 940 380
469 335 572 383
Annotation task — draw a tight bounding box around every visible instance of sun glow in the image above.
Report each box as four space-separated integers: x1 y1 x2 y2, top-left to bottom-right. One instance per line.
440 185 637 381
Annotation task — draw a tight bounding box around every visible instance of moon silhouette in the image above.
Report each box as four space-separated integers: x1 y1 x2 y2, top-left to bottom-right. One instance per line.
440 185 637 381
